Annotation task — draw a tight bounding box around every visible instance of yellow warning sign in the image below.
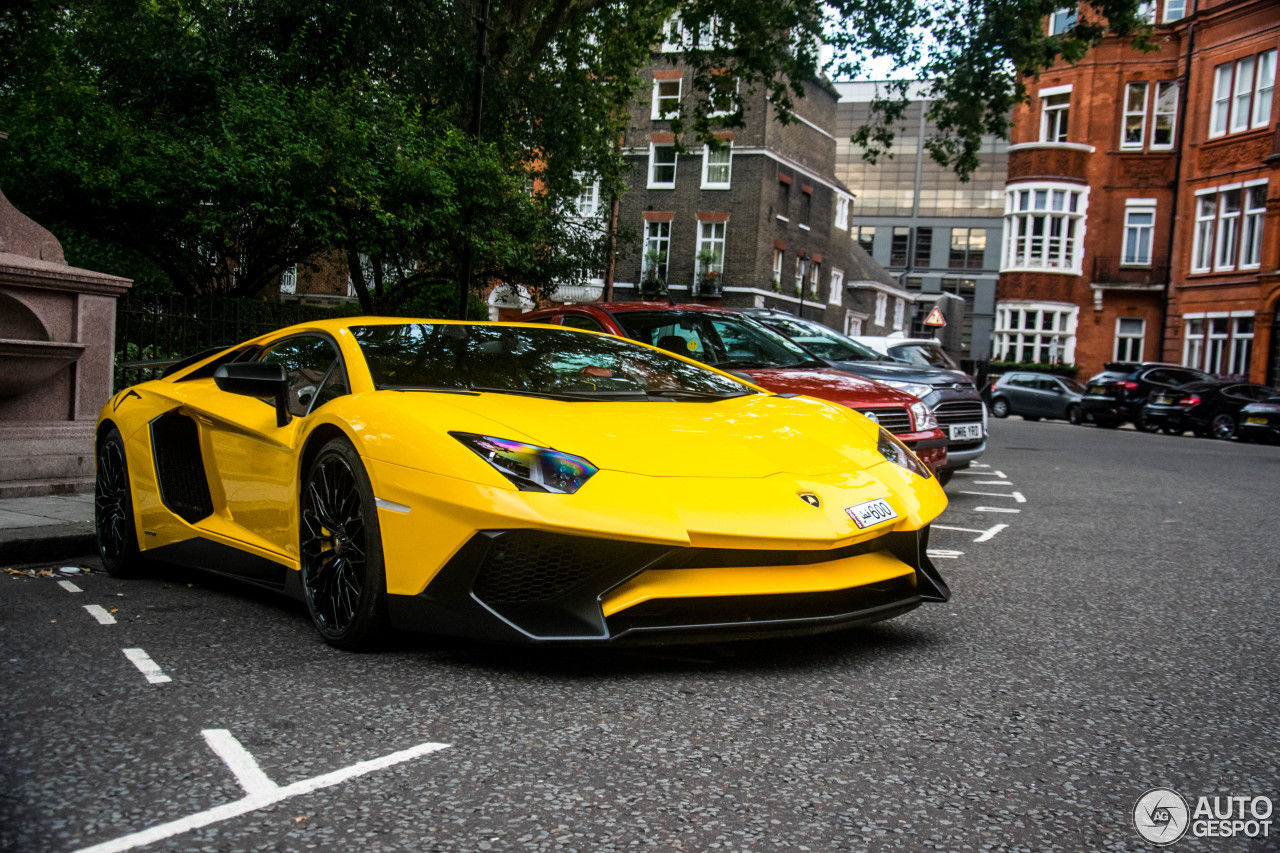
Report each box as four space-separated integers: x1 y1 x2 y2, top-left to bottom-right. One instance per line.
924 306 947 327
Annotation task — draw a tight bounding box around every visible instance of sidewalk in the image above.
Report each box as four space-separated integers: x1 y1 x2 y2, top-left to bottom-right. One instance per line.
0 492 96 565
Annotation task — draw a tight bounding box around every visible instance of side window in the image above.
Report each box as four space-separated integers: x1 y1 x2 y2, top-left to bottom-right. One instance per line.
561 315 606 333
1009 374 1033 387
1166 369 1203 386
259 336 344 416
1143 368 1173 385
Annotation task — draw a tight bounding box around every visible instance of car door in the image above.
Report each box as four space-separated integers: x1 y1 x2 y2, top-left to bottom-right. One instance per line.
195 334 348 564
1004 374 1036 414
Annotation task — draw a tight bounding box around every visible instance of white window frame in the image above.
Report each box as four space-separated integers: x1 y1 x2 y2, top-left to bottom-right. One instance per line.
1162 0 1185 22
845 313 864 337
993 301 1079 364
1137 0 1156 24
642 220 671 284
1192 191 1216 273
834 195 851 231
1213 187 1243 272
279 264 298 295
1211 51 1277 137
1039 87 1072 143
651 78 682 120
1206 317 1230 374
892 298 905 331
1231 56 1256 134
1211 64 1232 138
874 293 888 326
828 268 844 306
1183 318 1205 369
1048 7 1076 35
1255 50 1277 128
1122 82 1149 149
794 257 808 297
772 249 783 291
708 76 740 117
659 16 683 52
1122 200 1156 266
1115 317 1146 362
1241 182 1267 269
1001 182 1090 275
700 144 731 189
573 173 600 219
647 144 677 189
695 220 726 281
808 261 820 300
1152 81 1178 149
1229 317 1255 376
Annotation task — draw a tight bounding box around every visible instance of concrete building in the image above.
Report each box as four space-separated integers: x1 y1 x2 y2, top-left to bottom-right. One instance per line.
996 0 1279 381
833 82 1008 363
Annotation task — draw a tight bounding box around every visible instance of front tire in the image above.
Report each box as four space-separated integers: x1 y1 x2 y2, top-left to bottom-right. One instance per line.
300 438 389 651
1067 405 1085 425
990 398 1010 418
95 428 144 577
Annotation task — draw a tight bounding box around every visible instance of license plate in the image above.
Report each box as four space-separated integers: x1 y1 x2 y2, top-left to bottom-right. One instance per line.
949 422 983 441
1154 395 1174 405
1088 385 1109 395
1246 417 1267 425
845 498 899 530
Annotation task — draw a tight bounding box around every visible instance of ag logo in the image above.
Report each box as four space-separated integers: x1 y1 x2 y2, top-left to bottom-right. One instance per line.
1134 788 1189 845
862 411 879 424
798 493 821 508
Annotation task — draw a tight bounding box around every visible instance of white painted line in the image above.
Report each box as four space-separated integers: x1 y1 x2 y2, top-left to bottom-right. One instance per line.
968 462 991 468
958 489 1026 503
122 648 171 684
972 479 1013 486
974 523 1009 543
927 549 964 559
59 580 83 593
84 605 116 625
202 730 279 797
957 468 1003 477
73 733 451 853
931 522 1009 542
975 506 1021 514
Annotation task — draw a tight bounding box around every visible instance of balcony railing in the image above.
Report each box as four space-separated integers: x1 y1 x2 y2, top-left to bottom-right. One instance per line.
1091 256 1168 286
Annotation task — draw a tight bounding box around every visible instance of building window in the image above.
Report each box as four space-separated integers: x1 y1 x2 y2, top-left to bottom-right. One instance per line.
1162 0 1185 22
994 302 1078 363
574 174 600 218
1122 203 1155 266
709 75 739 116
1122 82 1148 148
648 144 676 189
1242 184 1266 268
1153 81 1178 148
1001 183 1089 274
1206 317 1230 373
1183 318 1204 368
1137 0 1156 23
1215 189 1242 271
893 298 905 331
1230 317 1255 376
652 78 681 120
828 268 844 305
1182 311 1258 375
799 190 812 226
874 292 888 326
279 264 298 295
890 227 910 266
659 15 683 51
696 221 726 281
1041 92 1070 143
949 227 986 269
1210 50 1277 137
777 180 790 218
1115 317 1145 362
834 196 850 231
913 227 933 268
642 221 671 284
793 257 808 297
1191 182 1269 273
1048 7 1076 35
809 262 820 300
772 249 784 291
856 225 876 254
845 314 863 336
701 145 731 189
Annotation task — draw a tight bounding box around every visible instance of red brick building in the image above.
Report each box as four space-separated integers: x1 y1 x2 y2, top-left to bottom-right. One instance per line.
996 0 1279 382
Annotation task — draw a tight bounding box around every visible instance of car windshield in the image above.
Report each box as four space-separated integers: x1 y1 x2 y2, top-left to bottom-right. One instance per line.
350 323 756 400
886 343 960 370
757 315 883 362
610 311 823 370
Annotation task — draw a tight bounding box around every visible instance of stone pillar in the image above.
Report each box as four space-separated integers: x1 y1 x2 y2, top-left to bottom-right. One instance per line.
0 174 132 496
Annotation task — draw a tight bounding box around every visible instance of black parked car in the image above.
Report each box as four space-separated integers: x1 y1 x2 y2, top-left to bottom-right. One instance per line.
1142 381 1278 439
1238 394 1280 443
1082 362 1213 430
988 372 1088 423
744 309 987 481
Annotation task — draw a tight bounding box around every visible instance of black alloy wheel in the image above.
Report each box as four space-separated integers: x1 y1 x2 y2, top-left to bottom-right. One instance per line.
1135 410 1161 433
990 398 1010 418
95 428 143 577
1209 412 1237 440
1067 405 1085 425
300 438 388 650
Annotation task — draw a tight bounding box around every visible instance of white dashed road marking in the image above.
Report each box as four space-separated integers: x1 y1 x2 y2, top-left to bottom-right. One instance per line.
975 506 1021 514
59 580 83 593
958 490 1026 503
122 648 171 684
73 731 452 853
933 522 1009 542
927 549 964 559
83 605 116 625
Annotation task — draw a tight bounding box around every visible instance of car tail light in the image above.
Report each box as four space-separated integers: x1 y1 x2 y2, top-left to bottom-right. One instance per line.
1177 396 1201 408
1120 381 1140 391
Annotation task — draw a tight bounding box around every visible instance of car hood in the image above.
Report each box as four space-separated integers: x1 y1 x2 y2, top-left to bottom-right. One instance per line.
825 359 971 387
354 390 887 479
733 367 922 407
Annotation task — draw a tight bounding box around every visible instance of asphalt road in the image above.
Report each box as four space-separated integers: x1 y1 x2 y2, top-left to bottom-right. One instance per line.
2 417 1278 852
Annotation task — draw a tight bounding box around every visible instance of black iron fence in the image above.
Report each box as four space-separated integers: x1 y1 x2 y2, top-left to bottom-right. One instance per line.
1091 256 1169 286
114 294 361 391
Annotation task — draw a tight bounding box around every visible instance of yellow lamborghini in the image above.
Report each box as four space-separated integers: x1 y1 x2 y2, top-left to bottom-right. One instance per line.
96 318 950 649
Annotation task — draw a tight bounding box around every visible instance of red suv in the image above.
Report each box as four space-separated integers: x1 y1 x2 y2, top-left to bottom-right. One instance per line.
520 302 947 474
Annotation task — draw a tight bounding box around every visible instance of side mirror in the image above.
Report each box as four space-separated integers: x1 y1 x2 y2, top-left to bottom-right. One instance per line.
214 362 291 427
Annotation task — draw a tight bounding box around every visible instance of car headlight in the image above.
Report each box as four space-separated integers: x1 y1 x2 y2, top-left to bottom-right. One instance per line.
883 381 935 400
451 433 598 494
910 401 938 431
876 428 932 479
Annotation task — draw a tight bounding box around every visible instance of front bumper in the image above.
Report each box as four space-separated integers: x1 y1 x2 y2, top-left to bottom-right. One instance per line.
386 526 949 644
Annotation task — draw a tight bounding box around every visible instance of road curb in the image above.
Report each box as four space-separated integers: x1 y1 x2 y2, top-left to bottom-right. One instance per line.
0 525 97 565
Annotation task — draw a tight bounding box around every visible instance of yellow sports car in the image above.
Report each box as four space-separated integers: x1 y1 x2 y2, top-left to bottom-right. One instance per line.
96 318 950 649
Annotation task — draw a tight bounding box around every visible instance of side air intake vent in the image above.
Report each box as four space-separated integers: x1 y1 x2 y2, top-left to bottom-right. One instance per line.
150 412 214 524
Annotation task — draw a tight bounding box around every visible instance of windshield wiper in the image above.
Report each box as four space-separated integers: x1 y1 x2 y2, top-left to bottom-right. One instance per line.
646 389 754 401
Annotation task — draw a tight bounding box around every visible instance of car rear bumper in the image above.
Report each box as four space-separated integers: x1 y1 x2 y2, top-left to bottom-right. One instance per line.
385 526 949 644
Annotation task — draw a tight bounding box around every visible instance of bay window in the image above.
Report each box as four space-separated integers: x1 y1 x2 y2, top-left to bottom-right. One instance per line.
1210 50 1277 138
1193 181 1267 273
1001 183 1088 273
994 302 1078 363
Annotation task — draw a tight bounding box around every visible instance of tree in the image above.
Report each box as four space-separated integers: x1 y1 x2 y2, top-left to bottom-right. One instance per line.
0 0 1143 306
